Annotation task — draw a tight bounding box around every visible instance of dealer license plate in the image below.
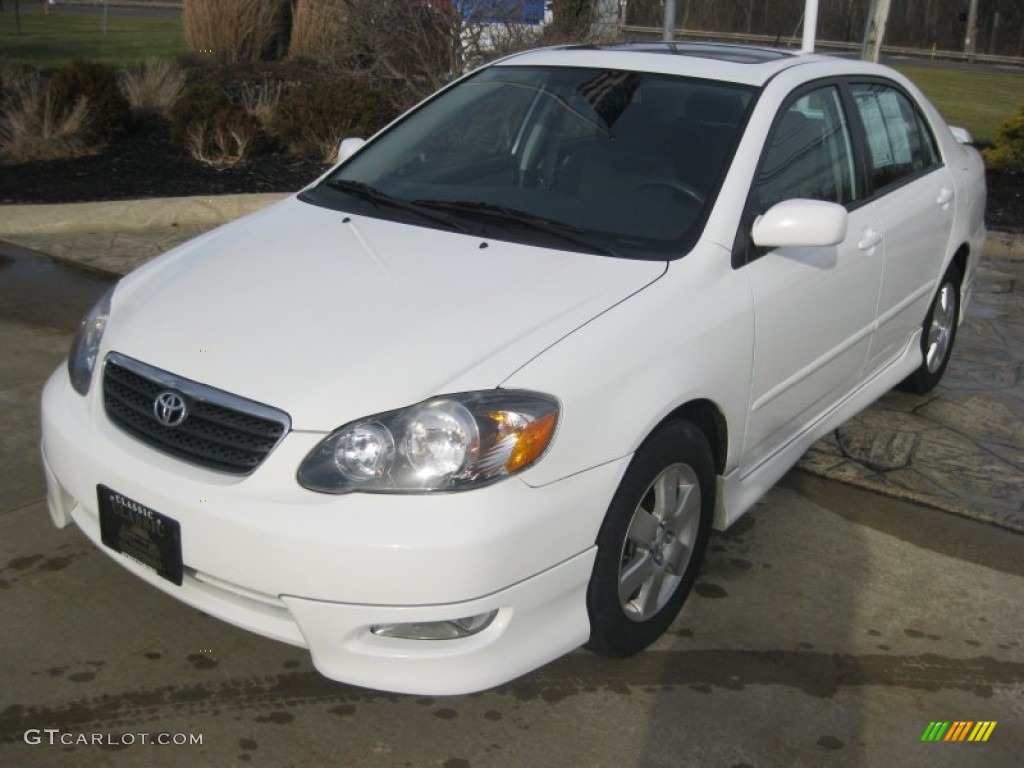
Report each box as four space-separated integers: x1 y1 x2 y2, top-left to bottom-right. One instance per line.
98 485 183 586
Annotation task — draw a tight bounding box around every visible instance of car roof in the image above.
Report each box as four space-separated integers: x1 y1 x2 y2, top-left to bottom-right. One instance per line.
494 42 854 87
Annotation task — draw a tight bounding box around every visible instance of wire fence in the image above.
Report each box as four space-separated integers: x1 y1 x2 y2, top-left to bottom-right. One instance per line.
619 25 1024 68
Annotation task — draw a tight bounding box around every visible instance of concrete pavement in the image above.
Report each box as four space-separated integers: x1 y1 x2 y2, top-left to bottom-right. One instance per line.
1 193 1021 531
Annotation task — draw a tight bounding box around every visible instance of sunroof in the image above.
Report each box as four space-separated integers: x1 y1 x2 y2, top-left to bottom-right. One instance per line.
602 42 795 64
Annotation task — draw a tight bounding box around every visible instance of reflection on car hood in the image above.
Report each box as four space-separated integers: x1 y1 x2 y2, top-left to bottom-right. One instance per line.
107 197 666 430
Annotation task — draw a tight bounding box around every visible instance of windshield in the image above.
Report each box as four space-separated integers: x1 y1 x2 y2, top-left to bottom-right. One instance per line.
303 65 755 259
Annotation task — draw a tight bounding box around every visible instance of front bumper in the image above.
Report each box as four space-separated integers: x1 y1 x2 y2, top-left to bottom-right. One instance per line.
41 367 627 694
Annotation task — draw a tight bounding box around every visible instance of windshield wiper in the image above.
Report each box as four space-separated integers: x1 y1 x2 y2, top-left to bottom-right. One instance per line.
414 199 620 257
325 179 470 233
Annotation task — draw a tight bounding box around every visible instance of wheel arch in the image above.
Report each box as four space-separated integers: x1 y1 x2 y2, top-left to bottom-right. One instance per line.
947 241 970 323
950 242 968 287
659 398 729 478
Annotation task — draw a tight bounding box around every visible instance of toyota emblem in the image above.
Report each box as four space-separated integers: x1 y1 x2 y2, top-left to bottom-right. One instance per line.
153 391 188 427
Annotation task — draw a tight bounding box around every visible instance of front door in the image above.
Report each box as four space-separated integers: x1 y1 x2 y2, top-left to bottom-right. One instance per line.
741 84 884 472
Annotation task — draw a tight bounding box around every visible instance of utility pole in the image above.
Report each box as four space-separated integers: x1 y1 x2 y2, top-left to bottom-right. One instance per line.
964 0 980 56
801 0 819 52
861 0 891 63
662 0 676 42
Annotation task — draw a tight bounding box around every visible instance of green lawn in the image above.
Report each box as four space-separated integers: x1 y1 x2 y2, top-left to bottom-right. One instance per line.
0 11 188 69
892 64 1024 145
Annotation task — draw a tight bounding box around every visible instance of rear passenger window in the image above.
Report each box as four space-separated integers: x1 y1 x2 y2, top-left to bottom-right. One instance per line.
851 83 939 191
756 86 856 212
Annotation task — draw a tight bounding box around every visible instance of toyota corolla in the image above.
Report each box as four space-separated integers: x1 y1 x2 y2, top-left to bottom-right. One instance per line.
41 43 986 695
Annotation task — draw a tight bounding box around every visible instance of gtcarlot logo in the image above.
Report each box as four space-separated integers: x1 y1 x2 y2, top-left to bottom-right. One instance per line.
24 729 203 747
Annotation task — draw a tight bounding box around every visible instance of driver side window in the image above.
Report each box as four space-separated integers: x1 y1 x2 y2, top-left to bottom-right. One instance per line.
756 86 857 212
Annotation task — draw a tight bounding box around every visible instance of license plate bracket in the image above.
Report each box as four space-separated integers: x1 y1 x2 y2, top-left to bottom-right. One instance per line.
98 485 183 586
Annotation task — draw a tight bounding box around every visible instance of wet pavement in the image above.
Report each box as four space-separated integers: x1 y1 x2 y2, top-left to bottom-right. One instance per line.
0 243 112 330
799 250 1024 532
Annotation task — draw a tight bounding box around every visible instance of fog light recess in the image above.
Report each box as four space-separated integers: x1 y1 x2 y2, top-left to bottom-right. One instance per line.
370 610 498 640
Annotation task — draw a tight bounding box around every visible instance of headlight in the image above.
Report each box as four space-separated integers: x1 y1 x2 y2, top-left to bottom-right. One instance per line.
297 391 558 493
67 286 114 396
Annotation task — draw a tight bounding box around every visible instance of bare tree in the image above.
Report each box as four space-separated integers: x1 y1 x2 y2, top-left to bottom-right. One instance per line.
335 1 549 108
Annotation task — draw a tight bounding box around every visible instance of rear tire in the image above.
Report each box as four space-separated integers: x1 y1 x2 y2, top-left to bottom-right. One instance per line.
586 420 714 658
898 265 960 395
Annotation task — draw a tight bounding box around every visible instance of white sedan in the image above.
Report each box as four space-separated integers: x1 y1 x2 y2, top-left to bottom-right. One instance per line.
42 43 986 695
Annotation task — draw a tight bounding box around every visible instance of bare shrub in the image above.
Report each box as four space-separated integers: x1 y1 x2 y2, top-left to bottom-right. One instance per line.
239 75 284 129
0 71 93 164
183 0 291 64
270 77 395 162
117 58 186 118
544 0 600 44
46 60 130 143
333 1 546 110
185 108 259 168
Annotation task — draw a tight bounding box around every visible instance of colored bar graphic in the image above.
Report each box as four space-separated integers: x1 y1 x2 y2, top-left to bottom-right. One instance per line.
921 721 996 742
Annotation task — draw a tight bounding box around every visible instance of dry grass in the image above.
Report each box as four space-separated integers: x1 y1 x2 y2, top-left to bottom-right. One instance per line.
117 59 186 118
183 0 291 64
239 76 284 129
314 136 343 164
185 118 257 169
290 0 348 61
0 72 94 164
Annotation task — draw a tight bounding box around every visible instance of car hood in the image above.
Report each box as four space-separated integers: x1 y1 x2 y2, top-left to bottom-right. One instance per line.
107 197 666 430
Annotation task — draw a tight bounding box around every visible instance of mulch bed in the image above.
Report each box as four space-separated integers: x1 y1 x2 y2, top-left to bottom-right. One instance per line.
0 117 328 205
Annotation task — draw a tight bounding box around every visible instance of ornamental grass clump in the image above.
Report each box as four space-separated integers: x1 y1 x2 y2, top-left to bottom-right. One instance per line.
171 83 258 168
117 58 187 118
0 70 92 164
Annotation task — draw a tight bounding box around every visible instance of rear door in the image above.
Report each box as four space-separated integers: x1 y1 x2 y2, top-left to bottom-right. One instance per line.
850 81 956 375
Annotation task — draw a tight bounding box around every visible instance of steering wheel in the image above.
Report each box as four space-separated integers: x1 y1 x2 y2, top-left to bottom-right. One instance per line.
630 179 705 205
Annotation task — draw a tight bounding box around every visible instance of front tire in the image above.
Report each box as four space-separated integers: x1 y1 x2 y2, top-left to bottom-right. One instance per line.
586 420 714 658
898 264 961 395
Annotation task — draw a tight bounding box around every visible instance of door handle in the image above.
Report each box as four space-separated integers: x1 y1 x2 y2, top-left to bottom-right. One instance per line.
936 187 954 206
857 228 882 251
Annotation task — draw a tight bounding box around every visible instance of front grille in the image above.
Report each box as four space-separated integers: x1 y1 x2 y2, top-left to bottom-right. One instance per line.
103 353 290 474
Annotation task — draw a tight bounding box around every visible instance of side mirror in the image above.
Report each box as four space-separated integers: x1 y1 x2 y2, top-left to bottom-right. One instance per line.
336 137 367 164
751 199 848 248
948 125 973 145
